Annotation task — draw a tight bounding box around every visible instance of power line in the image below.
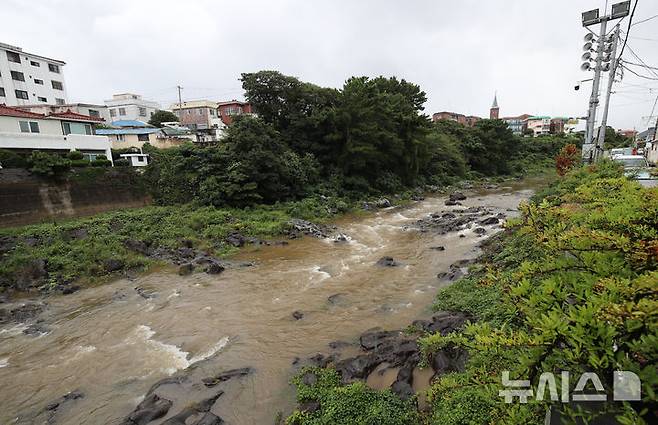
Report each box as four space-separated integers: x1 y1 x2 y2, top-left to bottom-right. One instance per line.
622 64 658 80
631 13 658 26
618 0 638 60
624 44 658 78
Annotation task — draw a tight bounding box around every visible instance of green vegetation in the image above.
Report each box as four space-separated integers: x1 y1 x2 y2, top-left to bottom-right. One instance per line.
0 195 348 292
419 161 657 424
287 367 419 425
148 109 179 127
144 71 576 206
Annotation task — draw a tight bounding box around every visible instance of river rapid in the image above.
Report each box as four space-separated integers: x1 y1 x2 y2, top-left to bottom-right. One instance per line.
0 179 542 424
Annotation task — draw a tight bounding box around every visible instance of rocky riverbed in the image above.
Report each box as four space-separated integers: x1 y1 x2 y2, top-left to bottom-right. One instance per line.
0 181 539 424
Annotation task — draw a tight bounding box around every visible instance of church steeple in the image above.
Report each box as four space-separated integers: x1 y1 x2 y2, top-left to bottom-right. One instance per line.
490 92 499 119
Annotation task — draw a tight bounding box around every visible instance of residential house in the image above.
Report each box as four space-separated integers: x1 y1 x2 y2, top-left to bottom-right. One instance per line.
0 42 68 106
120 153 149 167
0 103 112 162
170 100 225 142
550 118 566 134
95 120 195 149
104 93 160 123
617 129 638 139
16 103 110 122
637 127 655 143
217 100 253 125
526 116 552 136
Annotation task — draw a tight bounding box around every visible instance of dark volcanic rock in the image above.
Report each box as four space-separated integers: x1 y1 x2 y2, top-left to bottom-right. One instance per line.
205 262 225 275
360 329 400 350
375 256 401 267
473 227 487 236
15 258 49 290
225 232 248 248
307 353 337 368
301 371 318 386
287 219 332 239
327 293 348 305
449 192 467 202
202 367 254 387
444 199 461 206
429 246 446 251
292 310 304 320
333 233 350 244
161 391 223 425
375 198 392 208
121 393 172 425
123 239 152 256
178 263 194 276
432 345 469 375
437 263 467 282
104 258 125 273
328 340 353 350
414 312 470 335
0 302 45 324
299 400 320 414
479 216 499 226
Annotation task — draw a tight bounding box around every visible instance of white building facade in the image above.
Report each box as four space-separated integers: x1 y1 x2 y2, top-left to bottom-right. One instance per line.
0 42 68 106
104 93 161 124
0 105 112 164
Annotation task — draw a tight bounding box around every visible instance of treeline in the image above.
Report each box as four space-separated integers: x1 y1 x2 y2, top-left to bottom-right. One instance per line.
145 71 577 206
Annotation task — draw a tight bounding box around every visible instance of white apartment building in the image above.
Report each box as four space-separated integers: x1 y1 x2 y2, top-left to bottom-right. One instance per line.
16 103 110 123
0 42 68 106
104 93 160 124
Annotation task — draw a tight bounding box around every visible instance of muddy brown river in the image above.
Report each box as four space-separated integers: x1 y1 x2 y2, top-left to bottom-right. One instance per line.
0 180 541 424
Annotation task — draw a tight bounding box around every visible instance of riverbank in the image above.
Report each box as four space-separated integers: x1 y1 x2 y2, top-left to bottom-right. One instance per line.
0 172 544 299
284 162 657 424
0 178 542 424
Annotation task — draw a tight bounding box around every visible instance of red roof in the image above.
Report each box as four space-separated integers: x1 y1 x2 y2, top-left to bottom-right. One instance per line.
0 104 47 119
48 110 105 122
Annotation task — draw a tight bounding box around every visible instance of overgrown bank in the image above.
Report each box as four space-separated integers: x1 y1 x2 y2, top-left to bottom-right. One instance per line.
285 162 657 424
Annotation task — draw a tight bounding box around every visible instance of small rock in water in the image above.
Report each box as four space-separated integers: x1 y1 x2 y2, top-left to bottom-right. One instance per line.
375 198 392 208
444 199 461 206
473 227 487 236
327 293 348 305
202 367 254 387
205 262 225 275
459 234 466 238
479 216 499 226
333 233 350 244
449 192 467 202
292 310 304 320
178 263 194 276
376 256 401 267
429 246 445 251
103 258 125 273
61 285 81 295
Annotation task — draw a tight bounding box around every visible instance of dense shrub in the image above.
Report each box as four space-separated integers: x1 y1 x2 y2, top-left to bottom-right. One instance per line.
0 149 28 168
27 151 71 177
420 163 657 424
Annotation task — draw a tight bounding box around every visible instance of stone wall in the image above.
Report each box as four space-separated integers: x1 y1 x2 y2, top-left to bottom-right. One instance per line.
0 168 151 228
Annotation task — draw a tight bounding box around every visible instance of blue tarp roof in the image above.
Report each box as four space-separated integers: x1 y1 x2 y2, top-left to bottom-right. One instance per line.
96 128 161 135
110 120 151 127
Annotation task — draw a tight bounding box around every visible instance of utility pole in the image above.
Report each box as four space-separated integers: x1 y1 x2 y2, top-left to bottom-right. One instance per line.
579 1 631 163
583 18 607 162
176 85 183 117
595 24 621 157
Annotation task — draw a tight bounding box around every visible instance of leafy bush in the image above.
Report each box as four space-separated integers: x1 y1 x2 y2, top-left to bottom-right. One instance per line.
27 151 71 177
420 165 658 424
287 367 419 425
114 158 130 167
91 155 112 167
67 150 84 160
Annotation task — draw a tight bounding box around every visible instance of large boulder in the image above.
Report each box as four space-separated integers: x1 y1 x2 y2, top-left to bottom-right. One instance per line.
121 393 172 425
449 192 467 202
375 256 401 267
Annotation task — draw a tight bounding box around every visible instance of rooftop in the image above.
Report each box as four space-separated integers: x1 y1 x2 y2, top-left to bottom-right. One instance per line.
96 128 161 135
49 110 104 122
0 42 66 65
110 120 152 128
0 104 47 119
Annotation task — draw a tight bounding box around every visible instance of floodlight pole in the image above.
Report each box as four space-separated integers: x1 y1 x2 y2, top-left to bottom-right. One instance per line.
583 18 607 163
595 24 620 158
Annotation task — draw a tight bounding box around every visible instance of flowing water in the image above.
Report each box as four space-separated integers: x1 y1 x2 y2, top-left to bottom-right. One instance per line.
0 179 541 424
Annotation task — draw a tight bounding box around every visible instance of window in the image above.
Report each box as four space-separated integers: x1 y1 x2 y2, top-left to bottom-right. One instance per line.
30 60 40 67
51 80 63 90
7 51 20 63
137 133 150 142
63 122 93 136
11 71 25 81
19 121 40 133
85 124 92 135
210 109 215 116
55 98 65 105
88 110 99 118
116 134 125 142
138 107 146 117
110 109 117 117
198 108 203 115
34 79 44 85
48 63 60 73
15 90 29 100
119 108 126 116
38 96 47 102
0 88 5 97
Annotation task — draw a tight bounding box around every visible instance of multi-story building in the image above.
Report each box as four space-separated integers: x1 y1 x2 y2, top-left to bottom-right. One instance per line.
0 104 112 162
96 120 195 150
550 118 567 134
217 100 253 125
526 116 552 136
104 93 160 124
431 111 480 127
15 103 110 123
170 100 225 141
501 114 532 135
0 42 68 106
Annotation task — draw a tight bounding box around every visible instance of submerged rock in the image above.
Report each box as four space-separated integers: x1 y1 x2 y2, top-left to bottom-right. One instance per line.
287 219 333 239
292 310 304 320
121 393 172 425
104 258 125 273
376 256 401 267
449 192 467 202
202 367 254 387
178 263 194 276
161 392 224 425
479 216 500 226
205 262 225 275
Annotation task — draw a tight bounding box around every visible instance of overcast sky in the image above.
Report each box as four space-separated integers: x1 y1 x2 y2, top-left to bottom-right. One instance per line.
2 0 657 130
